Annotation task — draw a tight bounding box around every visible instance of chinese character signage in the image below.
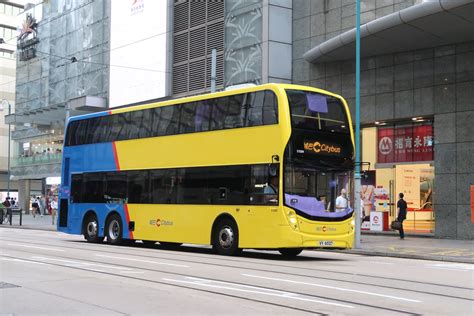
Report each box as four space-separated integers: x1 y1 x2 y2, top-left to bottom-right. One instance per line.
378 125 433 163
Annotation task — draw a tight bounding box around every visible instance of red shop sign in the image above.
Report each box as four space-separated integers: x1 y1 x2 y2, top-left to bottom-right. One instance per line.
377 125 433 163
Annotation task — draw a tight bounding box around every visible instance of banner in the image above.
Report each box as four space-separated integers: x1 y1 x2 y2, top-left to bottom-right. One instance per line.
378 125 433 163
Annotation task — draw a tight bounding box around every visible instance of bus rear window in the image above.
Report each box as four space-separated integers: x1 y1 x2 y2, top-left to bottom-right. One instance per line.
286 89 349 134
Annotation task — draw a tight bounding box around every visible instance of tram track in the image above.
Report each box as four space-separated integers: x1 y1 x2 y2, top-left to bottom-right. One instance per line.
0 234 472 301
0 252 422 315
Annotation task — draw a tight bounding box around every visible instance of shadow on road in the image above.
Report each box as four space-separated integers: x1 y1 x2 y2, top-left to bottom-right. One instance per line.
66 239 347 262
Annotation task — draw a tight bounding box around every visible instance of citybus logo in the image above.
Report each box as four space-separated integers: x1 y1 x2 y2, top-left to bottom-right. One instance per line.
149 218 173 227
304 141 341 155
379 137 392 155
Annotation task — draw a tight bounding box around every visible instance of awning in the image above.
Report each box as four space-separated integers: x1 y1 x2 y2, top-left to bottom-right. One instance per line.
303 0 474 63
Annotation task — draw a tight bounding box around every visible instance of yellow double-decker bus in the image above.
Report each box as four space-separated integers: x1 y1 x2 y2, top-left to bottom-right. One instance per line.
58 83 355 256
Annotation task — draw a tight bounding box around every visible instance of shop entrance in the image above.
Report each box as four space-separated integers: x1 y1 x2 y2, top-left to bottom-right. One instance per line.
361 122 435 234
372 164 434 233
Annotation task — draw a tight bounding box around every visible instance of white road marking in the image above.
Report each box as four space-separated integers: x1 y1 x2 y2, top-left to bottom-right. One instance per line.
163 277 354 309
95 254 189 268
242 274 421 303
7 243 65 252
364 261 395 265
0 257 45 265
428 263 474 272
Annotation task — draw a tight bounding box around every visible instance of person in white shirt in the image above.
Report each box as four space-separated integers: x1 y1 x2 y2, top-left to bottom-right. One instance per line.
50 197 58 225
335 188 348 212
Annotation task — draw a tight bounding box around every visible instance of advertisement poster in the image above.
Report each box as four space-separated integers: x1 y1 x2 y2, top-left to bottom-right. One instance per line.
420 168 434 210
395 166 420 209
361 170 376 221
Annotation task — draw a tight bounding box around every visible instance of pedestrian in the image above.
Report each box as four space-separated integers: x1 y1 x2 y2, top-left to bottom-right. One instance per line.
335 189 348 212
2 197 11 208
397 192 407 239
31 197 39 218
39 195 45 216
50 197 58 225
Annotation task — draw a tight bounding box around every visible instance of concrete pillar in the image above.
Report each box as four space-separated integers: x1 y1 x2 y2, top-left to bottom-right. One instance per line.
18 179 31 214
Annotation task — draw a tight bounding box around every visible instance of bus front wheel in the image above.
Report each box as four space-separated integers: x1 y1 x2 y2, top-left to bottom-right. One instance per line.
213 218 240 256
278 248 303 257
83 214 104 243
105 214 123 245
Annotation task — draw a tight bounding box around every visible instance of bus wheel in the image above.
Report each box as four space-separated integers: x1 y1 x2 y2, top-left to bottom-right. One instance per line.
213 218 240 256
84 214 104 243
278 248 303 257
106 214 123 245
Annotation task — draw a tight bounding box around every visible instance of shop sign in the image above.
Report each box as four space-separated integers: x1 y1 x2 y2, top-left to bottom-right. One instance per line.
378 125 433 163
17 13 39 61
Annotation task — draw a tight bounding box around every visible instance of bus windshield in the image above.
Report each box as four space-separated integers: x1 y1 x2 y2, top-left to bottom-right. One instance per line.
286 89 349 134
284 163 353 218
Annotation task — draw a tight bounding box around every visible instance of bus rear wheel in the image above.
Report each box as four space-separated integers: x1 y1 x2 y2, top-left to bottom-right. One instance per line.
213 218 240 256
106 214 123 245
279 248 303 257
84 214 104 243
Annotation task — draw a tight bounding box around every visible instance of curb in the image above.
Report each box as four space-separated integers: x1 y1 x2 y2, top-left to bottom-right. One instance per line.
0 225 56 232
331 249 474 264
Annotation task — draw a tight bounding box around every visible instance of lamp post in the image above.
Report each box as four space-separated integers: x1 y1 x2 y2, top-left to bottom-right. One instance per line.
354 0 362 248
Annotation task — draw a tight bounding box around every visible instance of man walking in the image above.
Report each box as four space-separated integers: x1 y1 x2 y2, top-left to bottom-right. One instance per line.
397 192 407 239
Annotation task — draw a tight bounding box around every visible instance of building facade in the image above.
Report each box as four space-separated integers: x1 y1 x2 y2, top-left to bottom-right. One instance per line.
6 0 110 212
7 0 473 239
293 0 474 239
0 1 23 203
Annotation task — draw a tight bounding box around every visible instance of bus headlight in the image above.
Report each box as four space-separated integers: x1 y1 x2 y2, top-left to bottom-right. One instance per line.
351 219 355 227
286 210 299 230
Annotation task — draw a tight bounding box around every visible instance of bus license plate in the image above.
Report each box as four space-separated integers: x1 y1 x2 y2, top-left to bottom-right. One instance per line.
318 241 334 247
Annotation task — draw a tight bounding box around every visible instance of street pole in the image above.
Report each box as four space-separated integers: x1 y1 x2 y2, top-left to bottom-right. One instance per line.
354 0 362 248
211 49 216 93
6 100 11 199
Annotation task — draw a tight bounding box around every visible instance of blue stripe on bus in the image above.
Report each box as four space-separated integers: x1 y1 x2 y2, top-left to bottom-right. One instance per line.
63 142 118 174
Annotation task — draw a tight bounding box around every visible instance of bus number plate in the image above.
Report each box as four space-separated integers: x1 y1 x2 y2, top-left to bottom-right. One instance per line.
318 241 334 247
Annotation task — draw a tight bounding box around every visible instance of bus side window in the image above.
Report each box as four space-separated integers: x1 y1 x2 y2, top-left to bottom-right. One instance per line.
127 171 150 204
83 173 105 203
71 174 83 203
224 95 244 129
150 169 177 204
195 101 211 132
263 91 278 125
179 102 197 134
210 97 226 130
75 120 88 146
108 113 131 142
153 106 179 136
130 109 152 139
104 172 128 204
247 92 264 126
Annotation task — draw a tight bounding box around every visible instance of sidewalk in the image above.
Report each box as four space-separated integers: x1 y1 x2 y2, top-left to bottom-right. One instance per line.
1 214 473 263
0 213 57 231
340 234 474 264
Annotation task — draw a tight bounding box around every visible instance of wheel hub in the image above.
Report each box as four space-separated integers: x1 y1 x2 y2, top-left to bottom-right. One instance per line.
87 221 97 236
109 220 120 240
219 226 234 249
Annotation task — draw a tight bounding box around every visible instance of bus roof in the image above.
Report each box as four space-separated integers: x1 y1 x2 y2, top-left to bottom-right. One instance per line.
67 83 344 123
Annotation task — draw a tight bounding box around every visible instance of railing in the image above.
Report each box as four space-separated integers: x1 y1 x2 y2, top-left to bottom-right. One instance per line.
12 153 62 167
